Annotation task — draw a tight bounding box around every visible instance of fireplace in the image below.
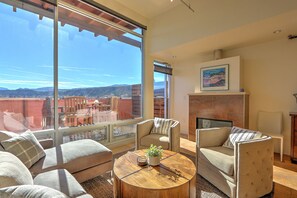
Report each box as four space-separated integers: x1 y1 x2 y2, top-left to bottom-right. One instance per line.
188 92 249 141
196 117 233 129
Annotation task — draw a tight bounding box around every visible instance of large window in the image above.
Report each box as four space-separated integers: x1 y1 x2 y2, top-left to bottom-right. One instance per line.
0 0 144 145
58 1 142 127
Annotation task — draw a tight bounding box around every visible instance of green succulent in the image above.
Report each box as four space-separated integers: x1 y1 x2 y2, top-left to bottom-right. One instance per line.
146 144 163 157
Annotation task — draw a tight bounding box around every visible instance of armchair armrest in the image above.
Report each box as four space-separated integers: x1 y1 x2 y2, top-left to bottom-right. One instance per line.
169 121 180 152
234 136 273 198
196 127 231 148
136 119 154 150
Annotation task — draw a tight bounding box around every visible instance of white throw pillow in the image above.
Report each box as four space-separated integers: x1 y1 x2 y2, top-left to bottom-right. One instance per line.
222 126 262 149
150 117 174 135
1 132 45 168
0 151 33 188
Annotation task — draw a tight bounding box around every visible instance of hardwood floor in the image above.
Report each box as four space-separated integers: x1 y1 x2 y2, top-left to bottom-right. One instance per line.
111 138 297 197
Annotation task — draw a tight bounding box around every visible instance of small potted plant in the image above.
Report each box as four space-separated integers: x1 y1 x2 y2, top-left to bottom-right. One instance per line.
146 144 163 166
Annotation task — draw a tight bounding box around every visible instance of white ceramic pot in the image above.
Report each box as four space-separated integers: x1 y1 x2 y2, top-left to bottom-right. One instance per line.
147 156 160 166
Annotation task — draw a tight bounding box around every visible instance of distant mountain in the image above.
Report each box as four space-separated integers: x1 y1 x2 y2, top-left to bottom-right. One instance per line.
0 84 135 98
0 87 8 90
108 84 129 87
34 87 54 92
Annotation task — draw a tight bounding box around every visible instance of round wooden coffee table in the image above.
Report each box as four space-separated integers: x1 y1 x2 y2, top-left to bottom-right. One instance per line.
113 150 196 198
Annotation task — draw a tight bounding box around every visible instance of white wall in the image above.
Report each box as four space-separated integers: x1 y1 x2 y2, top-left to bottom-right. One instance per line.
172 38 297 154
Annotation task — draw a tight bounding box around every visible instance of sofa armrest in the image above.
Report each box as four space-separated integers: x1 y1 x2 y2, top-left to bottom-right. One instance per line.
38 139 54 150
169 121 180 152
136 119 154 150
196 127 230 148
235 136 274 198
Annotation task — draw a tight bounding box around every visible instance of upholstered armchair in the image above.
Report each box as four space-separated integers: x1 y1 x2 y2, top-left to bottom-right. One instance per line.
136 119 180 152
196 127 273 198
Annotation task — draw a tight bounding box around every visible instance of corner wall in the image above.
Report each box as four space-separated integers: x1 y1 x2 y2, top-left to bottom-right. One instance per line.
172 38 297 155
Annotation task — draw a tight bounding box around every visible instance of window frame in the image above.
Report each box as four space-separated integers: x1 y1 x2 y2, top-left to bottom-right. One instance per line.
0 0 145 146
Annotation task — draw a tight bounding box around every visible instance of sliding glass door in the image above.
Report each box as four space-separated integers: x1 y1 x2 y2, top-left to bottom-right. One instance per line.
154 61 171 118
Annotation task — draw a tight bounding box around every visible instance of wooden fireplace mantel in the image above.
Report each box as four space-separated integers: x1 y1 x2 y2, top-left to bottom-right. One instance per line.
188 92 249 141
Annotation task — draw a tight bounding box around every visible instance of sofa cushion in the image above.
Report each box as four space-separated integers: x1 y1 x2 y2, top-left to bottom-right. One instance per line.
1 131 45 168
200 146 234 176
222 126 262 149
34 169 87 197
150 117 173 135
0 130 18 151
30 139 112 177
0 151 33 188
0 185 69 198
140 134 169 149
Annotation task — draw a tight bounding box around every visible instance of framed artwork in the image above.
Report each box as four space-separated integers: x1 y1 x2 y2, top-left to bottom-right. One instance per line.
200 64 229 91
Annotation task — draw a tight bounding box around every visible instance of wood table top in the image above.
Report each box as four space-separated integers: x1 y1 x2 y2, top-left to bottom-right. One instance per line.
113 150 196 190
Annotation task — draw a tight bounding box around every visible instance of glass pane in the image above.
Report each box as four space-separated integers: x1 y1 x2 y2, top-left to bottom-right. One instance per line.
154 72 166 118
0 2 54 133
113 124 136 140
58 3 142 128
63 127 108 143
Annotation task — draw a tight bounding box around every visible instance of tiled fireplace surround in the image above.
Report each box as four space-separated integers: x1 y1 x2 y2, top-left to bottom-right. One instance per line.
188 92 249 141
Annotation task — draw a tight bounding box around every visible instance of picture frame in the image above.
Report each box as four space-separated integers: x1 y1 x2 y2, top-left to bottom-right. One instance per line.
200 64 229 91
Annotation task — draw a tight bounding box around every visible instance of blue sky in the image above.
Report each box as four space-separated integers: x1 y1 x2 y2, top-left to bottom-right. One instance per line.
0 2 142 90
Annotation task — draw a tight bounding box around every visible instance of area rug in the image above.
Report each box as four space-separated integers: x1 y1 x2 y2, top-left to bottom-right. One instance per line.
81 150 228 198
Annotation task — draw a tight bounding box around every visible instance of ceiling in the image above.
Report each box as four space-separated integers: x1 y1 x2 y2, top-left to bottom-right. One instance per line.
152 9 297 61
114 0 182 19
113 0 297 61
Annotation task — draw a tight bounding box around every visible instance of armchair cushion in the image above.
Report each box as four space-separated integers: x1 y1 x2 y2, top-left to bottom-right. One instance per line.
1 131 45 168
222 126 261 149
150 117 174 135
200 146 234 176
140 134 169 149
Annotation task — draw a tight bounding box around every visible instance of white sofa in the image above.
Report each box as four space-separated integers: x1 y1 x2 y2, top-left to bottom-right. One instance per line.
0 130 113 197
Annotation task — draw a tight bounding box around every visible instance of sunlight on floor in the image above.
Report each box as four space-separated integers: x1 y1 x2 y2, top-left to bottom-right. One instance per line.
273 166 297 191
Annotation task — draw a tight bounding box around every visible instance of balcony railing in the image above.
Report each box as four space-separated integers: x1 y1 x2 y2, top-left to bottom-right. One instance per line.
154 97 165 118
0 95 165 146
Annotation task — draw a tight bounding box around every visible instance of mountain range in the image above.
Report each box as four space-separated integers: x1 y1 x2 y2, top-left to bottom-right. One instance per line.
0 82 165 98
